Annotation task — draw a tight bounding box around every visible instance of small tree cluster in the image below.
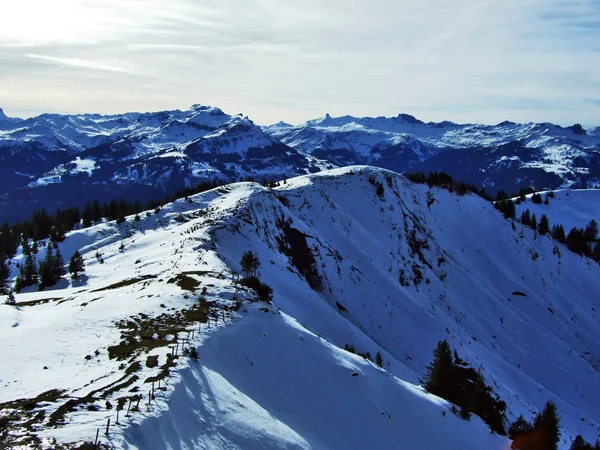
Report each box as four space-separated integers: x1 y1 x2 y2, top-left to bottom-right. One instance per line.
38 243 66 289
14 247 38 292
495 200 516 219
240 250 261 278
239 251 273 303
423 340 507 434
568 434 600 450
508 401 561 450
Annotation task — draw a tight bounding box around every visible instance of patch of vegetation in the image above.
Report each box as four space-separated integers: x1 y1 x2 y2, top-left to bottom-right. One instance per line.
423 340 507 435
239 276 273 303
167 273 201 292
91 275 157 292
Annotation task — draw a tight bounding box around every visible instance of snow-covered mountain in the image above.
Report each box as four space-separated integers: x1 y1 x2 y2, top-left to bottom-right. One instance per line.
0 105 310 223
2 167 599 449
265 114 600 195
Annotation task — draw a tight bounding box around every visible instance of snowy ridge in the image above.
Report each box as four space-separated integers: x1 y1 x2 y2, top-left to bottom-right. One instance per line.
1 167 599 449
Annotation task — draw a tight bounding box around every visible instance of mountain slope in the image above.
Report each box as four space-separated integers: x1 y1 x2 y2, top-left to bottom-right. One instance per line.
1 167 599 449
514 189 600 232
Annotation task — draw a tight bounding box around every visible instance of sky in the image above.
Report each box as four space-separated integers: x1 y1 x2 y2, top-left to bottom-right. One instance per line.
0 0 599 126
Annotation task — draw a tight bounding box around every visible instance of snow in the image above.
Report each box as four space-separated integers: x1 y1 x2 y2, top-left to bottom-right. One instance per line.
1 166 599 449
514 189 600 232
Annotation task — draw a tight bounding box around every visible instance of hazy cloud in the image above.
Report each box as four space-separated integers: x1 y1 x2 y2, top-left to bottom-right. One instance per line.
0 0 599 126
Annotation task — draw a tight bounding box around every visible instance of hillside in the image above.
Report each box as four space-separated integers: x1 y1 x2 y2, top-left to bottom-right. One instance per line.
514 189 600 233
1 167 599 449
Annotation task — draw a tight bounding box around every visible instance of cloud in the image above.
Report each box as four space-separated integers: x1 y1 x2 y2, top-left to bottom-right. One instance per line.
25 54 139 75
0 0 599 126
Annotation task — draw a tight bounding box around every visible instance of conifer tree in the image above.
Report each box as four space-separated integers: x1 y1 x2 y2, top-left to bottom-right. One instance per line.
538 214 550 235
533 400 561 450
0 255 10 295
521 209 531 226
570 435 593 450
530 214 537 231
15 250 37 292
53 248 66 279
38 244 55 288
552 225 566 243
240 251 261 279
68 250 85 279
584 219 598 242
424 340 454 400
375 351 383 367
508 414 533 440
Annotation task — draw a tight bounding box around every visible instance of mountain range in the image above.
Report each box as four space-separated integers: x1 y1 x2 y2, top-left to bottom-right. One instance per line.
1 105 599 224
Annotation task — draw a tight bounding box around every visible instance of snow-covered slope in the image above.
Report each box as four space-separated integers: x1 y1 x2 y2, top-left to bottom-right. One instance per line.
265 114 600 194
1 167 599 449
514 189 600 232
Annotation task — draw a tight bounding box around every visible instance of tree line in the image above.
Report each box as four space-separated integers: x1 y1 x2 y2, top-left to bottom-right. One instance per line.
424 340 597 449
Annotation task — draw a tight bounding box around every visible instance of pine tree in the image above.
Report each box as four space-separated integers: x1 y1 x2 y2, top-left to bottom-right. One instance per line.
533 400 561 450
521 209 531 226
423 340 454 400
552 225 566 243
538 214 550 235
530 214 537 231
0 255 10 295
38 244 55 288
508 414 533 440
68 250 85 279
240 251 261 279
584 219 598 242
53 247 66 279
16 250 37 292
570 435 593 450
375 351 383 367
531 193 543 204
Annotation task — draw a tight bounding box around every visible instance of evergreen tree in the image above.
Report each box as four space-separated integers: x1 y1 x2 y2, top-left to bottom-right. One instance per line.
16 250 37 292
567 228 589 256
584 219 598 242
53 248 66 279
531 193 543 204
538 214 550 235
533 400 561 450
495 200 516 219
423 340 454 400
68 250 85 279
38 244 55 288
240 251 261 279
570 435 593 450
521 209 531 226
592 241 600 263
0 255 10 295
552 225 566 243
530 214 537 231
375 351 383 367
508 415 533 440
